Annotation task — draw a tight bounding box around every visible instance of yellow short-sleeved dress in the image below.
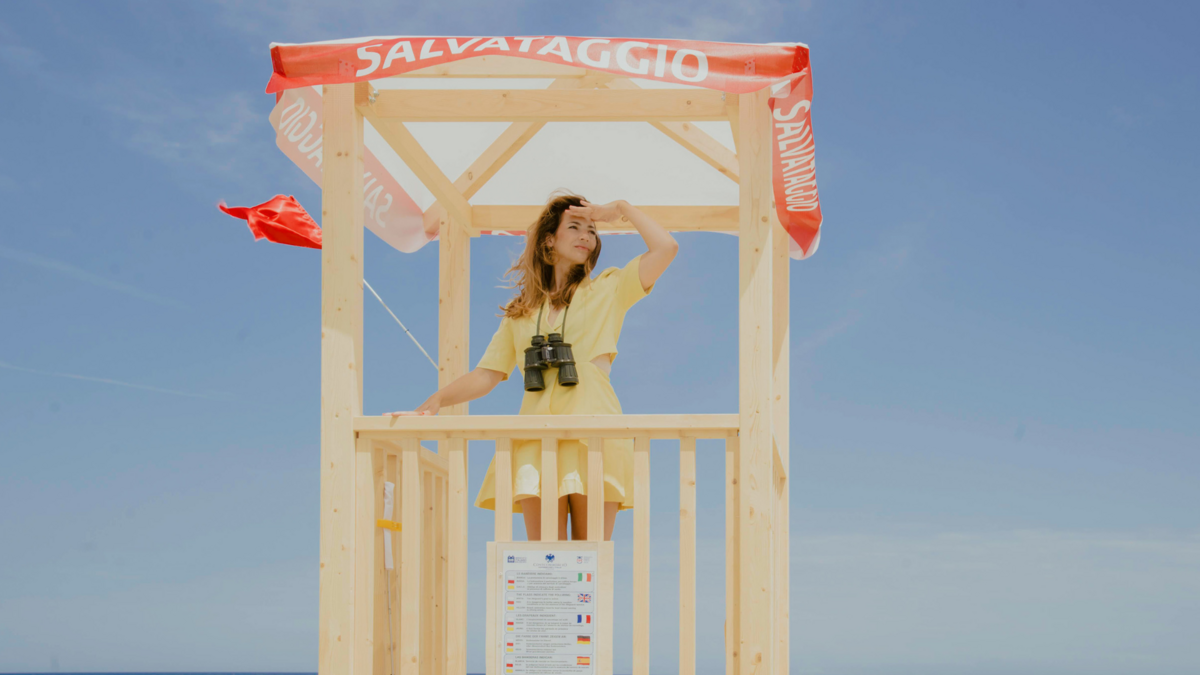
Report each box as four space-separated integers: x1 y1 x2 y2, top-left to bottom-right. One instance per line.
474 254 653 513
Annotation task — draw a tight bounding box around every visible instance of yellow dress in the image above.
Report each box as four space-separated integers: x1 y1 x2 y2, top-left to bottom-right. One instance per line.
474 254 653 513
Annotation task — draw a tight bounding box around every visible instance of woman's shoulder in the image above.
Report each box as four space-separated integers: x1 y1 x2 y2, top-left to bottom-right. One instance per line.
592 254 641 284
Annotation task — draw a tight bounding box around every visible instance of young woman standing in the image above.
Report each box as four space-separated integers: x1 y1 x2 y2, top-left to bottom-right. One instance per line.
390 193 678 541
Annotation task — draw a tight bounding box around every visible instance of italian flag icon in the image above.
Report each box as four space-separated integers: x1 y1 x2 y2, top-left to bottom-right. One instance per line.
577 573 592 582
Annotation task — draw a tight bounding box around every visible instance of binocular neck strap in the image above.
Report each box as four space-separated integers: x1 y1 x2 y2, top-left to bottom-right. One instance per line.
535 299 570 338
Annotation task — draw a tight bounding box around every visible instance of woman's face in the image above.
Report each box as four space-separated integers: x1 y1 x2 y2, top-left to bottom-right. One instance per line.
547 210 597 266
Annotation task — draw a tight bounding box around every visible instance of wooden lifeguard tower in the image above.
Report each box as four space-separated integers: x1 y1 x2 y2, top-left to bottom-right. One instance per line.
269 35 821 675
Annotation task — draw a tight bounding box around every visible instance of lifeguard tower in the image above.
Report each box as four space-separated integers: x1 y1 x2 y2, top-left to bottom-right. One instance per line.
266 35 822 675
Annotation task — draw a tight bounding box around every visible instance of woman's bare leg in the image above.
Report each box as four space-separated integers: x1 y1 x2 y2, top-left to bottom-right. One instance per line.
519 496 569 541
566 494 621 541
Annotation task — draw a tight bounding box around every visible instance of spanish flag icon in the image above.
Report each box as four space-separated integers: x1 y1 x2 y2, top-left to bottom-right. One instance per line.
577 656 591 665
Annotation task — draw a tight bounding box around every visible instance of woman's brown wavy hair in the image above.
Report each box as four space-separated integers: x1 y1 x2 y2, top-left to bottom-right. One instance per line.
500 192 602 319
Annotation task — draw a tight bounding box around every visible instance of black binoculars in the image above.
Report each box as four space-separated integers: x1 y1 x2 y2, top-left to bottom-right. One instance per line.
523 332 579 391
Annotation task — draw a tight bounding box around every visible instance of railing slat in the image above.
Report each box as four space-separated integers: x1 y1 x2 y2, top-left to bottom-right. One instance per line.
387 453 401 673
400 439 423 675
633 434 651 675
445 439 467 675
421 469 434 675
679 437 697 675
774 465 789 675
434 475 446 675
494 438 513 542
353 437 380 675
540 437 559 541
587 436 605 541
725 435 739 675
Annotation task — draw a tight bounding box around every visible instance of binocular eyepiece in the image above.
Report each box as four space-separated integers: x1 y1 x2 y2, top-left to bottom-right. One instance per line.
523 332 579 391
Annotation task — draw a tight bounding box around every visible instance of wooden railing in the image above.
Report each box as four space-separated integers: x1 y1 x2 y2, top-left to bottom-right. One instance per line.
354 413 740 675
354 435 449 675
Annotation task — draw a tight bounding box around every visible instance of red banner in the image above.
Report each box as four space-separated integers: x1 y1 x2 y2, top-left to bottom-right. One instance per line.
271 87 431 252
769 69 822 258
269 36 807 94
267 36 823 258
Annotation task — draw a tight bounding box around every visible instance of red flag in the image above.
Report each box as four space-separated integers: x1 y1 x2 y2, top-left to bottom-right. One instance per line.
219 195 322 249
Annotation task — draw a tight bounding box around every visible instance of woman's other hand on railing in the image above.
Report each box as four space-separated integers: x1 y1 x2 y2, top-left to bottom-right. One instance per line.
384 410 434 417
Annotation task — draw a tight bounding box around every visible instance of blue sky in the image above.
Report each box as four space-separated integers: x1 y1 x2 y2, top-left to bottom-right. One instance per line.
1 1 1198 674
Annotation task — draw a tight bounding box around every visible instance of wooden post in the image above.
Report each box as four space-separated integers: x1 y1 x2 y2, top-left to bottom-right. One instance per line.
354 438 386 675
771 221 791 675
421 470 434 675
586 437 605 542
494 439 513 542
320 82 365 675
400 440 423 675
724 435 739 675
679 437 697 675
736 87 775 675
438 218 471 410
632 435 651 675
540 438 559 541
387 454 401 672
438 181 471 675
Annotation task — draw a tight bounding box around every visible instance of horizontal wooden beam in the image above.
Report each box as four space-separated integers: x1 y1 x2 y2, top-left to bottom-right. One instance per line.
388 55 589 78
354 414 739 440
362 89 729 122
472 205 738 234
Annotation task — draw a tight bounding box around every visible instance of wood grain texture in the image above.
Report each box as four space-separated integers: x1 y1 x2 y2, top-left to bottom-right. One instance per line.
494 438 513 542
587 436 605 542
393 55 588 78
437 216 471 410
540 437 558 541
356 414 738 438
399 440 423 675
632 435 651 675
433 475 446 675
771 218 791 675
679 437 697 675
725 435 740 675
387 454 401 675
472 205 738 234
421 470 434 675
365 89 729 122
319 82 364 675
737 87 774 675
445 439 468 675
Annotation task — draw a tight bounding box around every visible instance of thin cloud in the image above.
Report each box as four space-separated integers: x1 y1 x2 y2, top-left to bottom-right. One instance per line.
0 361 236 402
0 245 185 309
795 309 862 356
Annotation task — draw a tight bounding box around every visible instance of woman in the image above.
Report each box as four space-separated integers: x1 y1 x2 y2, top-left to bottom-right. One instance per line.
389 192 678 541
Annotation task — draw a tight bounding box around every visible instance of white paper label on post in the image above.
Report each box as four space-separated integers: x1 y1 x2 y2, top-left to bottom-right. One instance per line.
499 550 597 674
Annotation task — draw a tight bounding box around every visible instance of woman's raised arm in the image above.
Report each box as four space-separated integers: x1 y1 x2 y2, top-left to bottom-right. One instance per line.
568 200 679 290
387 367 506 416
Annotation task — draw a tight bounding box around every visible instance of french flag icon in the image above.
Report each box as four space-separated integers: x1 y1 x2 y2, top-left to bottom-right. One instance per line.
576 614 592 624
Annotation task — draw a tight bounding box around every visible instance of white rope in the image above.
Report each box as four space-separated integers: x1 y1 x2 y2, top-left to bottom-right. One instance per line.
363 278 439 372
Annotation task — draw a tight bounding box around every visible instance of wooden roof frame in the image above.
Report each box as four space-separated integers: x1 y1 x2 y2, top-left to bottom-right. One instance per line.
317 55 789 675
